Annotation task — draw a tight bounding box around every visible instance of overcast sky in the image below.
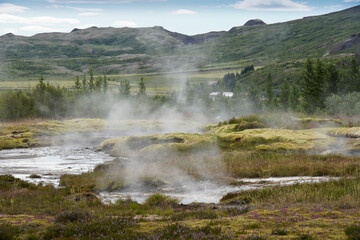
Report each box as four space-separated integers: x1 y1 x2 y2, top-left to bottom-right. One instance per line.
0 0 359 36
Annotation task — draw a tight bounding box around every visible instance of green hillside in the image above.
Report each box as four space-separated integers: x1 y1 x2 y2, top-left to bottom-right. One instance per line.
204 5 360 65
0 5 359 81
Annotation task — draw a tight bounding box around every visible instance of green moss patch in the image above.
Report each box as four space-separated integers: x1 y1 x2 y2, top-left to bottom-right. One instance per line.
216 128 334 151
100 133 216 157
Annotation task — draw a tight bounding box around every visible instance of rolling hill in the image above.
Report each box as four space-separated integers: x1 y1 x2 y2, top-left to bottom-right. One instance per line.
0 5 359 81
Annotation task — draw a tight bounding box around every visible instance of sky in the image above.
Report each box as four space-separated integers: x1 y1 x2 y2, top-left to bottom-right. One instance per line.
0 0 359 36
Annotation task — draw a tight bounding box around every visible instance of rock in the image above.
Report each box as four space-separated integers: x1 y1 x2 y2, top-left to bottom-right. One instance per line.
71 28 80 33
29 174 41 179
244 19 266 27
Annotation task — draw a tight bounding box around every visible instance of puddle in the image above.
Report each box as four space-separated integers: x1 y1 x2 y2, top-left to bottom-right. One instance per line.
99 176 336 204
0 130 340 205
0 145 115 186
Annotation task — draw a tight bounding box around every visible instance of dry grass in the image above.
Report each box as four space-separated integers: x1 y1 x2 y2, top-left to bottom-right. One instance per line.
216 128 334 151
220 177 360 209
99 133 216 157
223 152 360 178
327 127 360 138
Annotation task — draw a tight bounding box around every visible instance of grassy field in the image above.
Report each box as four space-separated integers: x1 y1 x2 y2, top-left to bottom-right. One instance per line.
0 64 252 95
1 115 360 239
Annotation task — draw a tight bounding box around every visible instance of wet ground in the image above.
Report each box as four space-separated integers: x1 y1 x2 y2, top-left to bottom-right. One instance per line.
0 131 337 204
98 176 335 204
0 132 116 186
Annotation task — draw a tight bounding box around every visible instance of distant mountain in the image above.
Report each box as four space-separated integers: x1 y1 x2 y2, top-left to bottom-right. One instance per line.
0 5 359 80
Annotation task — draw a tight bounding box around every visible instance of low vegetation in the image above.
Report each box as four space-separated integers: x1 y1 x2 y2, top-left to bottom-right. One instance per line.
220 177 360 208
1 175 360 239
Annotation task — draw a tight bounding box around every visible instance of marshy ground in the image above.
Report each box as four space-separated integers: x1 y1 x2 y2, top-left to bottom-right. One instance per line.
1 115 360 239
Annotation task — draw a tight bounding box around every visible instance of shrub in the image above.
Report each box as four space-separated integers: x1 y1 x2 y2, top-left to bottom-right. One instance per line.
0 223 19 240
325 92 360 115
55 209 90 223
144 194 179 208
345 225 360 240
272 228 288 235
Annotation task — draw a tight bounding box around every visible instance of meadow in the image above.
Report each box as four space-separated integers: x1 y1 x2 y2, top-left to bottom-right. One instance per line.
0 65 246 96
1 115 360 239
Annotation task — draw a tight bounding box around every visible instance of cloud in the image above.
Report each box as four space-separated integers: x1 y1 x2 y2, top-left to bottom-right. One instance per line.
68 6 103 11
114 20 138 27
47 0 166 3
0 3 29 13
78 12 102 16
0 14 79 25
171 9 198 15
232 0 311 11
343 0 360 2
20 25 65 32
76 24 97 29
2 28 18 34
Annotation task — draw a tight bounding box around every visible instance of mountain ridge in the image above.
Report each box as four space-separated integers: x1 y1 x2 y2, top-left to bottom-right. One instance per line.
0 5 359 80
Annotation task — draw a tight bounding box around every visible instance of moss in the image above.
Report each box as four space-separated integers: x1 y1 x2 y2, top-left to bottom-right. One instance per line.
217 128 334 151
99 133 216 157
299 118 343 128
327 127 360 138
0 119 202 150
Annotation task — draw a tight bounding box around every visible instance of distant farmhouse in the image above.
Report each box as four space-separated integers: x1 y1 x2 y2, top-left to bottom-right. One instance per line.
210 92 234 101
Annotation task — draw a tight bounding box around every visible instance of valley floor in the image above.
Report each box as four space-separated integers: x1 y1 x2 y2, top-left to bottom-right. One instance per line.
1 116 360 239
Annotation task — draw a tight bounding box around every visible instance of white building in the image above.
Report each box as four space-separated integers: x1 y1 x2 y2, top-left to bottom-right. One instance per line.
210 92 234 101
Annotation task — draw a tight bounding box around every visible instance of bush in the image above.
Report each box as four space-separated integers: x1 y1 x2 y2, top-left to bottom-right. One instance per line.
345 225 360 240
0 175 36 191
325 92 360 115
272 228 288 235
144 194 179 208
0 90 36 121
0 223 19 240
55 210 90 223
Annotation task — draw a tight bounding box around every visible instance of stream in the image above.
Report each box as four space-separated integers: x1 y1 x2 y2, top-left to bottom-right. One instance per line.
0 131 336 204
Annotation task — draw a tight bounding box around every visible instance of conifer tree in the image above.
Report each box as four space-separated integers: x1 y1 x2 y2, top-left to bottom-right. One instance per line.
301 58 323 113
265 72 274 109
280 79 290 111
73 76 82 92
289 83 300 112
102 75 108 93
88 68 95 92
38 75 46 93
119 80 131 96
138 77 146 96
325 63 340 95
82 74 87 93
314 59 325 108
95 76 102 91
248 84 259 109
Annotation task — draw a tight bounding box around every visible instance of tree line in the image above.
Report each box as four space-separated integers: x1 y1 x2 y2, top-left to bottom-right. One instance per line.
0 56 359 121
218 56 360 115
0 71 151 121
